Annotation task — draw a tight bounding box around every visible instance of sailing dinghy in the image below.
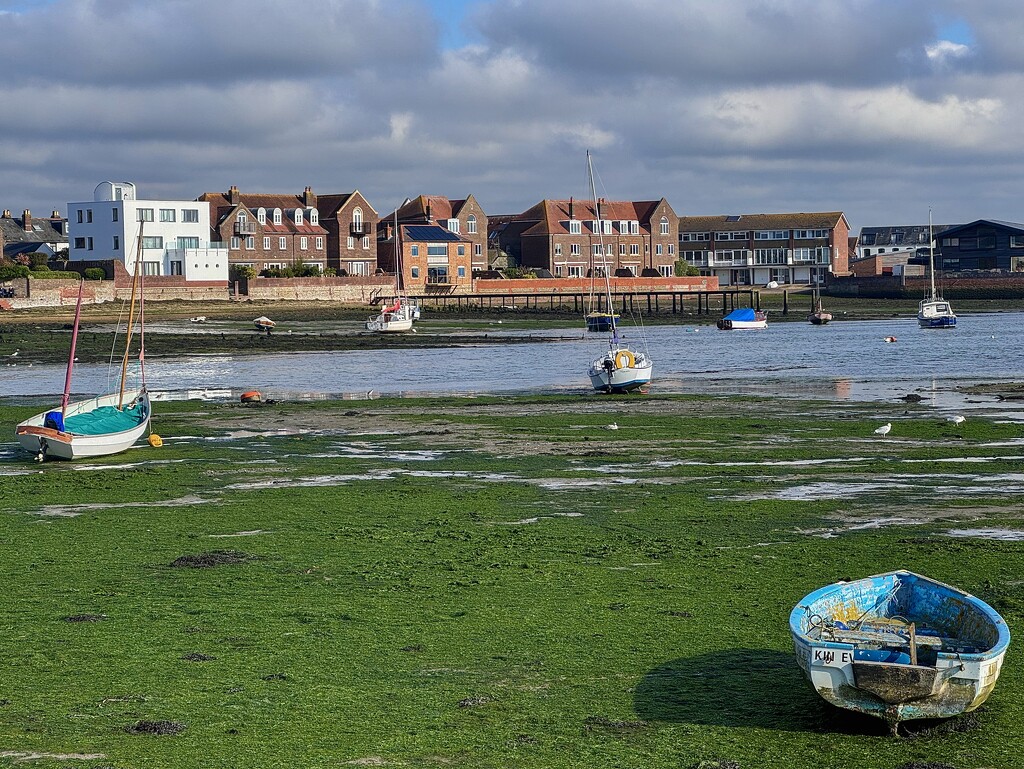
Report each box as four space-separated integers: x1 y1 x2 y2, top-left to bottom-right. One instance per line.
791 570 1010 734
16 247 151 462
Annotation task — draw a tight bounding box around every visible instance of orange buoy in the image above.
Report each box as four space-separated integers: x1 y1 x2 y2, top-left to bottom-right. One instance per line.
240 390 262 404
148 433 163 448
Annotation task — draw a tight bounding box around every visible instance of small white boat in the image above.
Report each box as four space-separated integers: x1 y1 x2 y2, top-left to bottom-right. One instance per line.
717 308 767 330
254 316 276 333
16 389 151 461
366 301 415 333
791 570 1010 734
919 210 956 329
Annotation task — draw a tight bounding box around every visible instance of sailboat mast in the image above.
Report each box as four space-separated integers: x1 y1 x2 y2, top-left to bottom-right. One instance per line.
928 208 936 299
586 151 617 341
61 280 85 417
118 223 144 409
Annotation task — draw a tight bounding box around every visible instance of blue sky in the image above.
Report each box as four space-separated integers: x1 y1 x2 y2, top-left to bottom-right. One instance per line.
1 0 1022 231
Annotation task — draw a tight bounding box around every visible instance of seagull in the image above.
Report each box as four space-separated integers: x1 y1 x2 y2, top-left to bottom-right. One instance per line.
9 351 17 357
874 423 892 437
948 415 966 425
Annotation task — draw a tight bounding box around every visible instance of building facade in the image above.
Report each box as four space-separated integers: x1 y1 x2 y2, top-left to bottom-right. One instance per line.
314 191 379 275
377 220 474 293
67 182 227 282
679 212 850 286
1 209 68 259
494 198 679 278
931 219 1024 272
388 195 488 272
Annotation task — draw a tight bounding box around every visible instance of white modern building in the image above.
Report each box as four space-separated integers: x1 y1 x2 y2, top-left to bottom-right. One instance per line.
67 182 228 282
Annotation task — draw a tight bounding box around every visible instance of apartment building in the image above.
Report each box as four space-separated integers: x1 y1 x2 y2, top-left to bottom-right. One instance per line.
679 212 850 286
67 182 226 282
388 195 488 272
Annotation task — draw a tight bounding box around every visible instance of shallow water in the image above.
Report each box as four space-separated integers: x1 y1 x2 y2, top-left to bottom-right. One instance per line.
3 312 1023 404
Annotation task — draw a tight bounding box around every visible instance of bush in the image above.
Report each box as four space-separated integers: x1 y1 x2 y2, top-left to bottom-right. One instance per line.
0 261 30 280
675 260 700 277
31 264 51 272
29 253 50 269
83 267 106 281
230 265 257 280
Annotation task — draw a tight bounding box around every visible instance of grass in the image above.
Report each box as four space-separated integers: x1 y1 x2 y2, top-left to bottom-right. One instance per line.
0 394 1022 768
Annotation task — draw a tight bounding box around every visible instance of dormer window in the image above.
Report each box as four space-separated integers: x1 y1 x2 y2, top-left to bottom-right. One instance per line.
294 209 304 226
619 220 630 232
591 220 601 233
631 221 639 234
257 208 266 225
568 220 581 235
309 208 318 225
446 218 460 233
602 220 613 235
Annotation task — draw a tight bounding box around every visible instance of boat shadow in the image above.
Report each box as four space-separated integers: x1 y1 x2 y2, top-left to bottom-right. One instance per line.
633 648 888 735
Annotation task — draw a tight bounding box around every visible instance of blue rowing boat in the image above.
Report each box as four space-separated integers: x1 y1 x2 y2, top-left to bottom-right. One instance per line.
790 570 1010 733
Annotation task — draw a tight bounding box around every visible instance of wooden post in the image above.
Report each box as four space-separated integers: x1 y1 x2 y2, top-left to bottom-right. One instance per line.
909 622 918 666
783 289 789 315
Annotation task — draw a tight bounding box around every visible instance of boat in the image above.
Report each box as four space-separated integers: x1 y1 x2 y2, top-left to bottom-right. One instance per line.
918 210 957 329
585 311 620 333
15 251 151 462
808 288 832 325
717 307 767 330
253 316 276 334
190 316 207 324
584 152 653 393
367 211 418 333
790 570 1010 734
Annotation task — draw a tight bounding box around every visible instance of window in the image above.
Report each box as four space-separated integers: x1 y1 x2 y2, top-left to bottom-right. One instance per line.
411 245 419 257
347 236 354 249
169 261 183 275
411 266 420 278
668 244 675 255
680 232 709 242
309 209 318 225
76 210 83 223
427 244 448 257
660 217 669 235
263 237 271 250
427 266 449 284
555 243 562 256
942 237 959 247
755 230 788 240
160 208 175 222
606 244 614 256
362 236 370 249
300 237 308 250
602 220 613 235
181 209 199 223
570 243 580 256
475 244 482 256
593 245 602 256
447 218 460 233
568 265 583 277
294 209 303 226
619 220 630 232
112 208 119 222
143 262 160 276
74 237 86 249
793 229 828 239
569 220 581 235
245 236 255 250
716 231 747 240
554 264 563 277
656 244 663 256
257 208 266 225
619 243 626 255
315 237 323 249
457 245 465 256
630 244 639 256
590 220 601 233
467 215 477 234
631 221 639 235
142 236 164 249
659 264 673 277
457 266 466 277
137 208 154 222
352 208 362 229
179 236 199 249
755 248 787 264
230 236 240 250
1011 235 1024 248
113 236 120 250
279 237 287 250
273 209 282 225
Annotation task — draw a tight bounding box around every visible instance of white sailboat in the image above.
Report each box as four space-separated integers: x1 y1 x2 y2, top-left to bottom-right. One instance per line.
584 152 653 393
367 212 418 333
918 210 957 329
16 246 151 461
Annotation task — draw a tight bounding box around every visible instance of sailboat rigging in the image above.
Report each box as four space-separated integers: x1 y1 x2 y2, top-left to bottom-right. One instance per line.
584 152 653 393
918 209 957 329
15 225 152 461
367 209 418 332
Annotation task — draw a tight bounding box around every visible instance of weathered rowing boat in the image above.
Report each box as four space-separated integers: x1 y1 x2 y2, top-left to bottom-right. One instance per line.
790 570 1010 733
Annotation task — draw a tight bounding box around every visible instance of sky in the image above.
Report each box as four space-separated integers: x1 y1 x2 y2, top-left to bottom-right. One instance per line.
1 0 1020 233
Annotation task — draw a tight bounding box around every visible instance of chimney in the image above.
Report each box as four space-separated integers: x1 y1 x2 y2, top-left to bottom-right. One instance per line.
303 186 316 207
51 210 61 219
425 200 432 222
228 185 240 205
569 197 574 219
1 210 10 218
22 210 31 231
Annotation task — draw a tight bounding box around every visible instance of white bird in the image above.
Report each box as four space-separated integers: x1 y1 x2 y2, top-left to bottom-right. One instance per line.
9 351 17 357
949 415 966 425
874 423 892 437
606 422 619 431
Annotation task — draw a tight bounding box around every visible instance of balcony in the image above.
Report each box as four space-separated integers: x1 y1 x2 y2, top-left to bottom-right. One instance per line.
234 221 256 235
350 222 368 236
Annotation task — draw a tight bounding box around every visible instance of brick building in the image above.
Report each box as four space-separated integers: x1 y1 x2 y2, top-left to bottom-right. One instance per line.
385 195 488 272
679 212 850 286
377 219 474 293
493 198 680 278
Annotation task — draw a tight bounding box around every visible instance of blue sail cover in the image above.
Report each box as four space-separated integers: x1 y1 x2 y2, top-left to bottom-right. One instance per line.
724 308 758 321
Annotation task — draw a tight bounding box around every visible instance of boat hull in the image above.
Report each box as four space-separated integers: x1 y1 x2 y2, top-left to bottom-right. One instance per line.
790 571 1009 729
15 389 151 461
717 319 767 330
918 299 956 328
588 347 652 393
918 315 957 329
367 304 415 333
586 313 620 333
809 312 832 325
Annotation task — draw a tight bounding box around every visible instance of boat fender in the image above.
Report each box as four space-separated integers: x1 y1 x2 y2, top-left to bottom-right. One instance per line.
614 350 635 369
240 390 262 404
148 433 163 448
